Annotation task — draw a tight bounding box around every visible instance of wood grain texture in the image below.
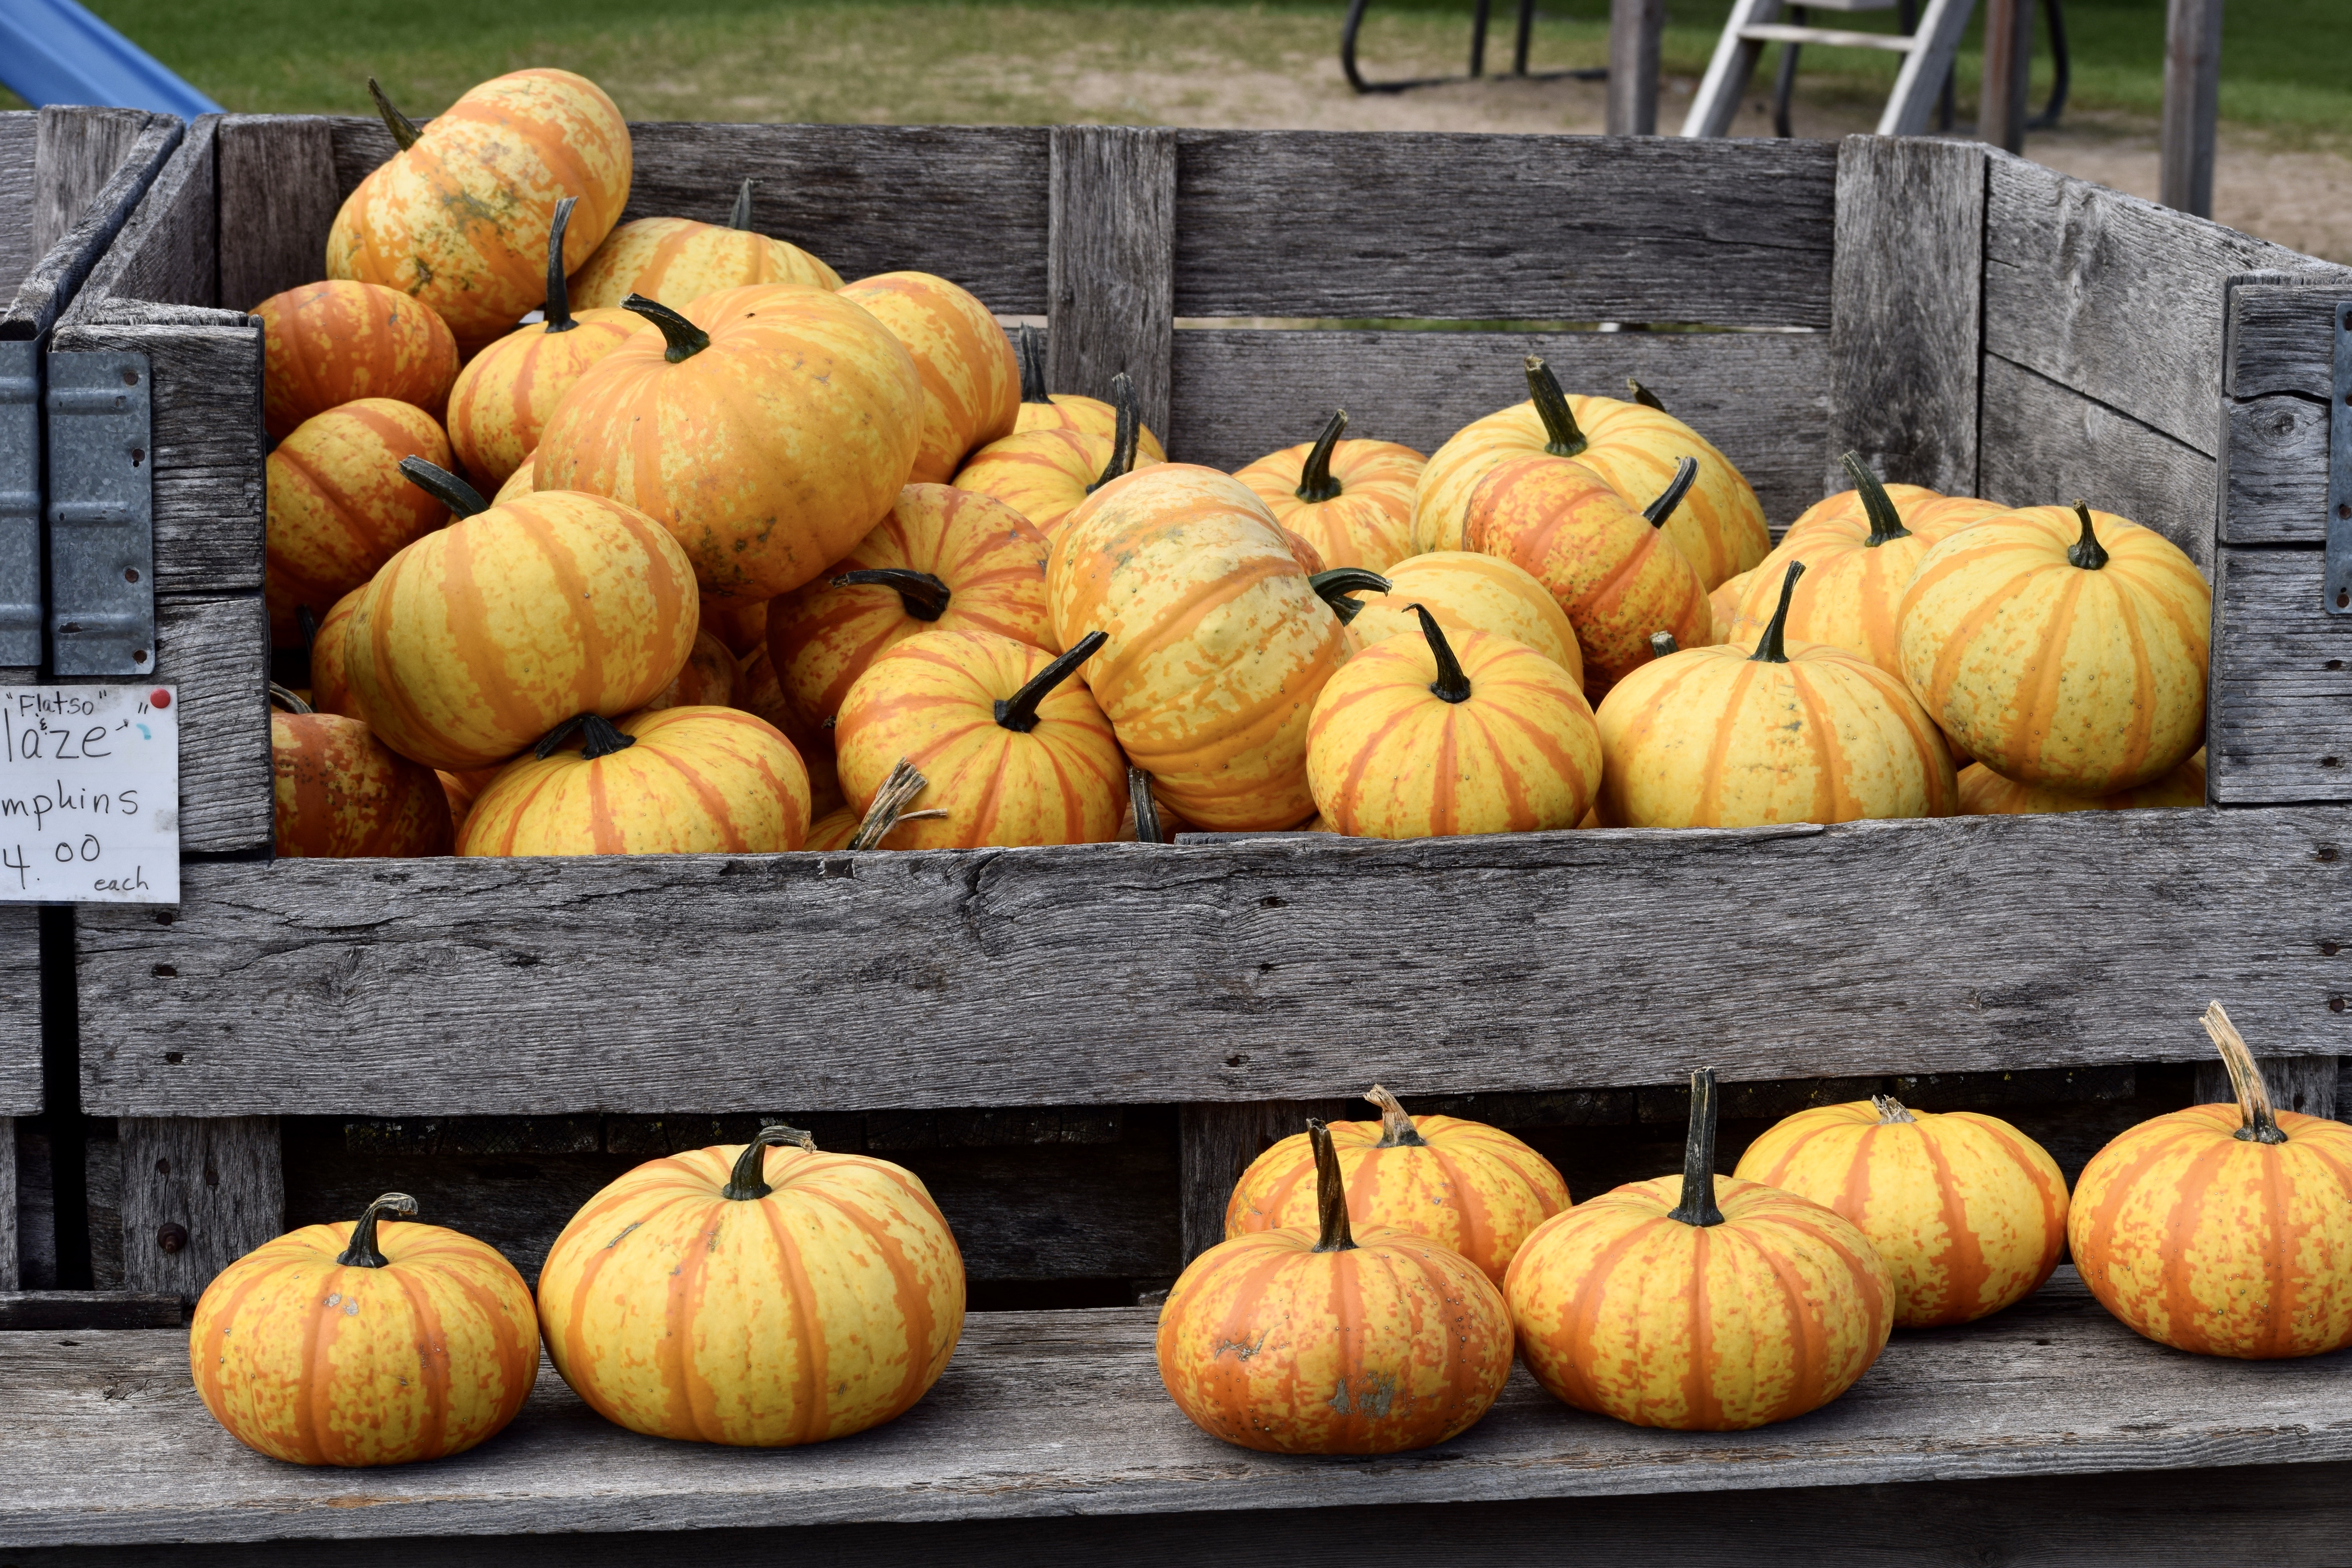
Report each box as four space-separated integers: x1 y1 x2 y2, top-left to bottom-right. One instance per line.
1166 327 1829 528
0 1291 180 1330
2192 1055 2337 1119
1824 135 1986 496
1177 1100 1345 1263
149 595 271 855
1172 131 1837 326
33 108 169 259
2226 281 2337 401
69 115 218 316
71 808 2352 1117
2221 391 2327 546
0 907 39 1118
0 1119 13 1290
0 113 38 306
1048 126 1174 438
214 116 338 314
113 1117 280 1306
2209 548 2352 806
2 118 178 341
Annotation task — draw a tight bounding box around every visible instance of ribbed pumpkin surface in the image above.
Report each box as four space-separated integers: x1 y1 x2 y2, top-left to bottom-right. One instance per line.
1233 437 1424 572
837 272 1020 484
1958 752 2206 814
1732 507 1989 677
1341 551 1583 688
641 628 743 711
306 587 366 719
272 711 454 858
953 424 1163 537
446 309 644 489
701 591 771 657
804 804 862 851
265 398 451 648
1781 484 2000 547
345 490 699 770
327 69 630 352
1710 566 1759 646
190 1218 538 1466
493 453 539 506
1735 1101 2070 1327
253 281 457 441
1048 465 1349 830
1012 392 1167 460
570 216 840 310
1506 1175 1893 1430
459 706 811 856
2071 1104 2352 1358
537 1140 965 1446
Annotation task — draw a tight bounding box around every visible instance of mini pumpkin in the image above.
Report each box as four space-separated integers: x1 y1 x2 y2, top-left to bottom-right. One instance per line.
1336 550 1583 689
305 586 366 719
265 397 451 648
837 271 1020 484
570 177 840 310
642 628 744 711
1232 410 1422 572
954 372 1161 537
1008 323 1166 459
1958 751 2207 815
272 698 453 858
253 280 457 441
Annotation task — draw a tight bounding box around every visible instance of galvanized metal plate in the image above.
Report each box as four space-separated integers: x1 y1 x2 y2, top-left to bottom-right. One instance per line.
46 350 153 677
2331 297 2352 615
0 338 41 668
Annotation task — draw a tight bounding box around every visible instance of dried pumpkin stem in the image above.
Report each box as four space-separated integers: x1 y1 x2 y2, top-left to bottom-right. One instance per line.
367 78 422 152
2067 501 2110 571
728 176 755 232
1309 566 1392 626
1666 1068 1726 1227
1365 1084 1428 1148
996 630 1107 734
399 457 488 519
267 683 312 715
722 1123 817 1201
1626 376 1666 412
1749 560 1806 666
831 567 953 622
1307 1119 1357 1253
1017 324 1050 405
1087 373 1141 493
543 195 579 334
1648 631 1680 659
622 293 711 363
1407 604 1471 704
534 712 637 762
1523 355 1588 459
1842 452 1911 546
337 1192 417 1268
1128 766 1165 844
1872 1094 1918 1124
1294 410 1349 503
849 757 935 849
1643 456 1699 528
2203 1001 2289 1145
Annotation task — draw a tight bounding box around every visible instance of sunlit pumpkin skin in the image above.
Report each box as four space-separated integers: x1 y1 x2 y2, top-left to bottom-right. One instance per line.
266 399 451 648
642 628 743 711
1048 465 1350 830
327 69 632 353
1308 613 1602 839
346 488 700 770
446 313 642 490
702 592 771 658
1160 1121 1514 1454
2069 1004 2352 1359
837 272 1020 485
1227 1088 1569 1285
537 284 923 599
1897 504 2210 794
306 587 366 719
1710 566 1758 646
254 281 458 441
190 1195 538 1466
1734 1096 2069 1327
460 706 811 857
272 711 454 858
537 1128 965 1446
1233 416 1423 573
1958 751 2207 815
570 218 840 312
1339 551 1583 688
953 425 1163 537
768 485 1054 733
835 629 1125 849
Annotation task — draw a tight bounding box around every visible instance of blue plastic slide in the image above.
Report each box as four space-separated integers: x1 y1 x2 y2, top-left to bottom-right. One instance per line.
0 0 220 116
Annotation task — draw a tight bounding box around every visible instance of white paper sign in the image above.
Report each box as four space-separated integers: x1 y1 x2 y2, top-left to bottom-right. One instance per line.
0 685 179 904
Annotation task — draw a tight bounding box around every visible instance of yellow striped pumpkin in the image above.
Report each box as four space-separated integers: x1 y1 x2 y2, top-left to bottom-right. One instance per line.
1232 412 1423 572
537 1126 964 1445
1337 550 1583 689
701 591 770 658
570 178 840 311
272 709 454 858
1007 323 1166 458
493 451 538 506
1734 1096 2069 1327
265 398 451 648
641 628 743 711
837 272 1020 485
253 280 457 441
305 586 365 719
953 423 1160 538
1959 751 2206 815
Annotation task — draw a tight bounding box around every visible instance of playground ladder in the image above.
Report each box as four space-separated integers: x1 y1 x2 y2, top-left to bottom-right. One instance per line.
1680 0 1976 136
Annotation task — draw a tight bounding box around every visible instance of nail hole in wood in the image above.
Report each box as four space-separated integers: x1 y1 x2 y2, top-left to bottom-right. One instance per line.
2321 848 2341 862
155 1223 187 1254
152 963 174 976
2333 998 2347 1013
154 1158 168 1175
2321 942 2341 956
2325 757 2345 768
163 1051 182 1064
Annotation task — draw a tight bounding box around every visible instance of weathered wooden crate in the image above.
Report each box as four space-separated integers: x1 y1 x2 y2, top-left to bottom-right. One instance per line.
7 111 2352 1562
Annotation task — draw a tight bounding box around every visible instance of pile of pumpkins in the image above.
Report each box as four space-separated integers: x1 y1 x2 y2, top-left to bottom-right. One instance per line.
260 64 2214 864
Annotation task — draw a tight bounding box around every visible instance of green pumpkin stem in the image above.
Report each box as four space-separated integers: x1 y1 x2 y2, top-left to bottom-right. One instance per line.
1523 355 1588 459
1365 1084 1429 1149
534 711 638 762
1408 604 1472 704
367 78 422 152
1750 560 1805 665
1643 457 1699 528
336 1192 418 1268
2067 501 2110 571
1017 325 1050 405
1129 766 1165 844
542 195 579 334
1666 1069 1726 1227
831 567 953 622
723 1124 818 1201
996 630 1107 734
1872 1094 1918 1124
729 177 755 232
1649 630 1679 659
1087 374 1140 493
399 456 487 519
1309 567 1392 627
1840 452 1910 547
1294 410 1348 504
1307 1119 1357 1253
2203 1002 2289 1145
622 294 712 364
1626 376 1666 412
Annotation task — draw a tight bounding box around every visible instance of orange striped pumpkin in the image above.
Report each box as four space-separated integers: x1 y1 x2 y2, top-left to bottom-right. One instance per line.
492 452 538 505
1898 502 2210 794
1232 412 1423 572
1008 323 1166 459
1958 751 2207 815
536 1125 964 1445
265 398 452 648
1159 1119 1514 1454
253 280 457 441
1784 483 2003 551
701 592 771 658
836 272 1020 485
459 706 811 856
537 285 922 599
327 69 632 354
1709 565 1758 646
953 419 1161 538
272 708 454 857
1226 1085 1569 1284
1507 1069 1894 1430
190 1193 538 1466
767 484 1054 733
1734 1096 2070 1327
735 644 846 820
305 587 365 719
570 178 840 311
834 629 1124 849
437 764 499 833
1337 551 1583 689
642 628 743 711
803 804 863 851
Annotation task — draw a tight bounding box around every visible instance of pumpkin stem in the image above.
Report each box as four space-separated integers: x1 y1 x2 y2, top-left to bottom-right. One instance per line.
366 78 422 153
728 177 755 232
1524 356 1588 459
1408 604 1472 705
1017 324 1050 405
2067 501 2110 571
849 757 947 849
1129 766 1166 844
1307 1119 1357 1253
996 630 1107 734
399 456 488 519
831 567 953 622
267 682 312 715
622 293 712 364
1294 410 1348 504
1842 452 1911 547
1648 630 1679 659
534 711 638 762
1308 567 1392 627
1087 373 1140 494
1872 1094 1918 1124
2202 1001 2289 1145
1626 376 1666 412
1666 1068 1726 1227
1643 457 1699 528
542 195 579 334
336 1192 417 1268
1749 560 1805 665
1364 1084 1428 1148
722 1123 817 1201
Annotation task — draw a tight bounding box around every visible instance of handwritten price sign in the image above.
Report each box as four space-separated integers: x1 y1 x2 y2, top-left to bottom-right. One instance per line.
0 686 179 904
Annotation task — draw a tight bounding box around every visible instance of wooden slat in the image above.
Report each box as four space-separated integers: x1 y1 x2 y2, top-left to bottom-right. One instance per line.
0 1290 180 1330
0 908 40 1118
113 1117 280 1307
2222 392 2328 546
2226 280 2336 401
0 1119 13 1290
1824 135 1985 497
2210 548 2352 806
32 107 167 259
73 808 2350 1117
67 115 219 317
0 117 179 342
214 116 339 313
1047 126 1175 439
1166 327 1828 528
158 594 271 856
0 113 37 305
1171 131 1838 327
1178 1100 1339 1263
2193 1055 2336 1118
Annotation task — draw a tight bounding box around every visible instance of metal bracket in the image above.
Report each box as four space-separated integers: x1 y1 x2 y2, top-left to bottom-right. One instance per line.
0 339 42 667
2330 299 2352 615
46 350 154 676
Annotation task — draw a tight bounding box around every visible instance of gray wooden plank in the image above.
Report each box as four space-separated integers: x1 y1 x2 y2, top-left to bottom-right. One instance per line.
2222 391 2327 546
113 1118 280 1308
1824 135 1985 497
1171 131 1837 327
0 1291 180 1331
0 113 38 305
2226 281 2337 401
1176 1100 1341 1265
2210 548 2352 806
2 118 179 341
72 807 2351 1117
33 108 167 260
214 117 338 313
67 116 218 318
0 1119 13 1291
2193 1055 2336 1119
153 594 271 856
0 907 40 1118
1166 327 1828 529
1048 126 1174 440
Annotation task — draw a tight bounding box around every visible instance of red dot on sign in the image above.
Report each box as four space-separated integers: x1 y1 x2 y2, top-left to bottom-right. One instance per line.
148 689 170 708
